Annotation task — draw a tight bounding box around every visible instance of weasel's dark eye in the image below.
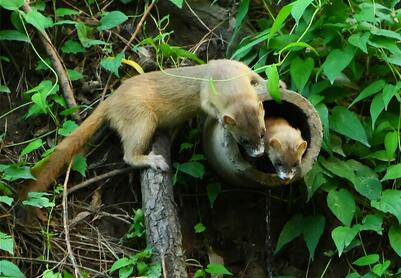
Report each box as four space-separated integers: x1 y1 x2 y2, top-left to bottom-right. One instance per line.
276 161 282 167
292 163 298 168
250 79 258 86
241 138 250 145
260 133 265 139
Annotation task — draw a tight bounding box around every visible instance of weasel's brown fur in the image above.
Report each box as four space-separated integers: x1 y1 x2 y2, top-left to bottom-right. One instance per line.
21 59 266 199
264 117 307 180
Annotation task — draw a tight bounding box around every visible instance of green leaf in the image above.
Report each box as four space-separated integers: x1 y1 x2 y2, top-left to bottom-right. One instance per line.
304 164 326 202
76 22 107 48
205 263 233 276
190 154 205 162
20 139 43 156
3 165 35 181
97 11 128 31
0 29 29 42
291 0 313 24
35 57 52 71
372 260 391 277
331 225 359 257
382 164 401 181
371 190 401 223
100 52 125 77
207 183 221 208
360 214 383 235
320 157 381 201
316 103 330 149
370 93 385 129
67 69 83 81
42 270 62 278
72 154 87 177
177 162 205 178
345 273 360 278
0 196 13 206
274 214 304 254
349 80 386 107
227 0 249 52
389 224 401 257
194 269 206 278
322 47 354 84
119 266 134 278
327 188 355 226
267 3 293 42
384 131 398 159
58 120 78 136
303 215 325 260
368 37 401 55
146 263 161 278
61 40 86 54
0 0 24 10
169 0 183 8
330 106 369 147
387 55 401 67
0 232 14 255
266 65 281 103
290 57 314 92
0 260 25 278
23 10 53 33
22 192 55 208
0 85 10 93
56 8 80 17
348 33 369 54
29 92 48 116
382 84 398 110
194 222 206 233
109 257 132 273
352 254 380 266
371 28 401 41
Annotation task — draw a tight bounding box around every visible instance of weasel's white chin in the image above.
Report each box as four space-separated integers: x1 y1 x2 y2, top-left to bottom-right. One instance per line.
247 146 264 158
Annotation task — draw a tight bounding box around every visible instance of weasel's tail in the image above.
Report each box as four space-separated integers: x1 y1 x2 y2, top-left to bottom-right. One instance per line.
20 101 108 197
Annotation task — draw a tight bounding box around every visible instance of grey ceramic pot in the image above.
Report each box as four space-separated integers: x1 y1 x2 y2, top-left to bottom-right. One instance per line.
203 89 323 187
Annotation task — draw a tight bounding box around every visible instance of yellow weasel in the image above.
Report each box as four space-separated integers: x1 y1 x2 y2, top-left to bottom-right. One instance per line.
22 59 266 196
264 117 307 180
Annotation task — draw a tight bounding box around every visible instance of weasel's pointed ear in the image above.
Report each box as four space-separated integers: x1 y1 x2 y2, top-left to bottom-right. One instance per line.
297 140 307 156
223 115 237 126
269 138 282 150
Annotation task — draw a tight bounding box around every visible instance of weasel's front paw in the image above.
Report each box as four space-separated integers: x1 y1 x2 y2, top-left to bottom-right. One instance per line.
148 153 169 171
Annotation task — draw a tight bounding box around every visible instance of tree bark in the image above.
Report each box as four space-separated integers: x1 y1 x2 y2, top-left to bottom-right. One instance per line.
140 133 187 278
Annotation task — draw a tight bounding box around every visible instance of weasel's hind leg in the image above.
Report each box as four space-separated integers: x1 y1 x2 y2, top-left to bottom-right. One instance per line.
121 117 169 171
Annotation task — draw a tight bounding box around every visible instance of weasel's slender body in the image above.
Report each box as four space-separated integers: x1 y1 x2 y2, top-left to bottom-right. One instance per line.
264 117 307 180
22 59 266 197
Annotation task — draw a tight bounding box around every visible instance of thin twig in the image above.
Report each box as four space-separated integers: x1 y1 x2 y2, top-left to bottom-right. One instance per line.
23 1 81 122
101 1 156 100
62 160 81 278
0 256 106 276
67 167 134 195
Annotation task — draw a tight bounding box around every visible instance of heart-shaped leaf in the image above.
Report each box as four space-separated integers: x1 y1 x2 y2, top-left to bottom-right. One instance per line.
290 56 314 92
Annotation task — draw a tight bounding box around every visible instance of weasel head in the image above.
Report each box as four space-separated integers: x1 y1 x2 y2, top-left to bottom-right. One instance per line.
223 101 266 158
267 135 307 180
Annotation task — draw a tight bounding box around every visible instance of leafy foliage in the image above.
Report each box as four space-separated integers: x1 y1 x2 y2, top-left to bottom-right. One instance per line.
230 0 401 274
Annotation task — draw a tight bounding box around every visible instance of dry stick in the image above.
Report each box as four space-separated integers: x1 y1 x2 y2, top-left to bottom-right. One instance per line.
100 1 156 100
62 160 82 278
23 1 81 122
67 167 134 195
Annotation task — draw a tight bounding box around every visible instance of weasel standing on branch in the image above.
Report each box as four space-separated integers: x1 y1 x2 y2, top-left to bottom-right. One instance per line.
22 59 267 197
264 117 307 180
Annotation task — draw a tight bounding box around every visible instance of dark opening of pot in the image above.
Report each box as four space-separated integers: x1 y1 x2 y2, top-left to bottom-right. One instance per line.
239 100 311 174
